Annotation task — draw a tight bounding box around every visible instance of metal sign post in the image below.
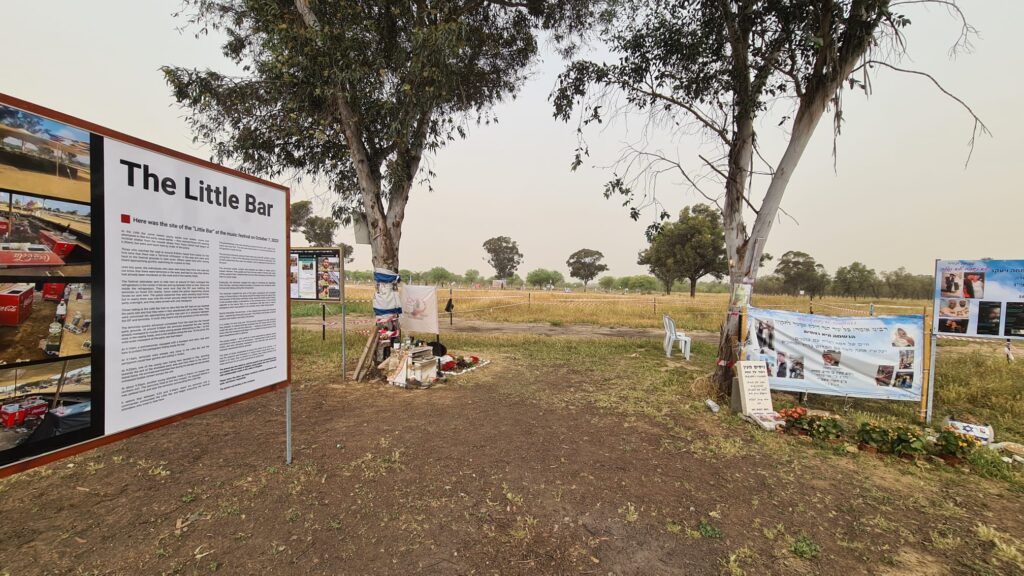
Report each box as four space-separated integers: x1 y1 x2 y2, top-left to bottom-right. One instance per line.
285 385 293 465
341 266 347 381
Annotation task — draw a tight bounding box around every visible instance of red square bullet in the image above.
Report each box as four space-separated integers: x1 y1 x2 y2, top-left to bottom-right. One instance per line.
121 214 131 224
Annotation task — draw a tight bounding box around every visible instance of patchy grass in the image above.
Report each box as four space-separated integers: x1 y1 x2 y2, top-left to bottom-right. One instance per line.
791 533 821 560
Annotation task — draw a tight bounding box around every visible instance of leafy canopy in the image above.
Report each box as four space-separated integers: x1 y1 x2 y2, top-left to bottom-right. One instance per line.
565 248 608 286
483 236 524 280
638 204 727 296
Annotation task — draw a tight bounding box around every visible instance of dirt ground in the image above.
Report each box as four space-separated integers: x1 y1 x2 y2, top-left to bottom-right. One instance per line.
291 315 720 342
1 351 1021 575
0 291 58 364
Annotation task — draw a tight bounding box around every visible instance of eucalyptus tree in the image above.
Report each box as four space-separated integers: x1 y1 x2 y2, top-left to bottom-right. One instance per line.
554 0 986 390
164 0 595 273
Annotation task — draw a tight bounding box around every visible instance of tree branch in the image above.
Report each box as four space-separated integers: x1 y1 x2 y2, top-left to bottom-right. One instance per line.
855 60 991 166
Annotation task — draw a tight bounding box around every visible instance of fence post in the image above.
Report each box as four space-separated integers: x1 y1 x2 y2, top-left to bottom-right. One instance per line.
528 292 531 309
653 297 657 314
869 303 875 316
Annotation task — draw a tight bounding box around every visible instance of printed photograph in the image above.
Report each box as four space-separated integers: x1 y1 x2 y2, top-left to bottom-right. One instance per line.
899 349 914 370
788 354 805 380
875 365 895 386
977 301 1002 336
894 371 914 390
317 256 341 300
939 270 963 298
0 104 91 204
890 326 916 347
822 350 841 367
775 352 788 378
939 318 970 334
755 320 775 351
0 358 91 455
0 282 91 366
1004 303 1024 337
938 298 969 318
0 193 91 277
962 272 985 299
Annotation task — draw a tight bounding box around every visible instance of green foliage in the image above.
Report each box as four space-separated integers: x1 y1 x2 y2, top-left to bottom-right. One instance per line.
638 205 727 297
289 200 312 232
697 520 722 539
615 275 660 294
526 268 565 287
422 266 457 285
163 1 594 268
565 248 608 287
774 251 831 298
808 417 845 441
463 269 481 284
966 448 1019 483
933 428 978 459
597 275 617 290
856 422 895 453
483 236 524 279
791 534 821 560
833 262 879 299
302 215 338 247
890 427 927 457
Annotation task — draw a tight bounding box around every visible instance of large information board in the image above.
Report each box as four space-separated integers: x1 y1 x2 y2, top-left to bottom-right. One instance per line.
289 247 342 301
933 259 1024 339
0 93 289 476
745 307 925 401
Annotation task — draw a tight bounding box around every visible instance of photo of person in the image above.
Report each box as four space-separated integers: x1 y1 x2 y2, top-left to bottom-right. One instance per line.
939 318 969 334
788 355 805 379
962 273 985 299
939 270 963 298
977 301 1002 336
822 350 841 367
891 327 916 347
894 371 914 390
938 299 969 318
755 320 775 351
899 349 914 370
1004 303 1024 337
775 352 788 378
875 365 895 386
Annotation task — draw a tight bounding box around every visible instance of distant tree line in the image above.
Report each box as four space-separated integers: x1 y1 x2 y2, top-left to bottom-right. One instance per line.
757 251 933 300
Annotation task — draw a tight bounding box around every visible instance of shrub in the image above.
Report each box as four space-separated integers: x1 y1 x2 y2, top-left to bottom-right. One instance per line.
807 416 844 441
890 427 927 458
856 422 895 453
778 407 811 434
932 428 978 459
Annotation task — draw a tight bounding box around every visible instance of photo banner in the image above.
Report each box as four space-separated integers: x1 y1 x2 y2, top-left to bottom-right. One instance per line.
401 285 439 335
744 307 925 401
933 259 1024 339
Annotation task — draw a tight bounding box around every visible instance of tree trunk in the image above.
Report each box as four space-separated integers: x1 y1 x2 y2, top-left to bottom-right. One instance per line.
689 277 697 298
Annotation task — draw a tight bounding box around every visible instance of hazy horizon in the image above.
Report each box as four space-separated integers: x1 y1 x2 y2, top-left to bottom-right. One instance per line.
3 1 1020 280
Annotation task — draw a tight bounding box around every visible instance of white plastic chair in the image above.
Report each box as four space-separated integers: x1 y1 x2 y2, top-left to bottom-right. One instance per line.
663 315 691 360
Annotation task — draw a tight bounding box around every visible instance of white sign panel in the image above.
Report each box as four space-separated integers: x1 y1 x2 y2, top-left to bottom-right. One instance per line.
736 361 773 416
103 139 288 433
401 285 439 335
745 307 925 401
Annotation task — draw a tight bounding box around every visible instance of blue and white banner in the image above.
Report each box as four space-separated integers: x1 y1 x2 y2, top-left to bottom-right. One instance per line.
744 307 925 401
934 259 1024 340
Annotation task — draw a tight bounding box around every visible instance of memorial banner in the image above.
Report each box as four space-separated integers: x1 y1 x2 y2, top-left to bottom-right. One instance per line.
289 248 342 302
744 307 925 401
401 285 439 335
933 259 1024 339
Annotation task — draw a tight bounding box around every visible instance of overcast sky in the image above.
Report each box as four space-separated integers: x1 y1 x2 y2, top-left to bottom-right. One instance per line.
3 1 1020 278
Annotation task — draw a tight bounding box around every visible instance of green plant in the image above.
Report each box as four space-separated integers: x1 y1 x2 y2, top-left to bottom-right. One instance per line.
856 422 894 453
698 519 722 538
778 407 811 434
807 416 844 441
933 428 978 459
890 427 927 458
791 533 821 560
966 448 1019 483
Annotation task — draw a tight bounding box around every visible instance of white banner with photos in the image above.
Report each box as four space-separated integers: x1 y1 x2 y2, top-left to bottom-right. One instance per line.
401 285 439 335
744 307 925 401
